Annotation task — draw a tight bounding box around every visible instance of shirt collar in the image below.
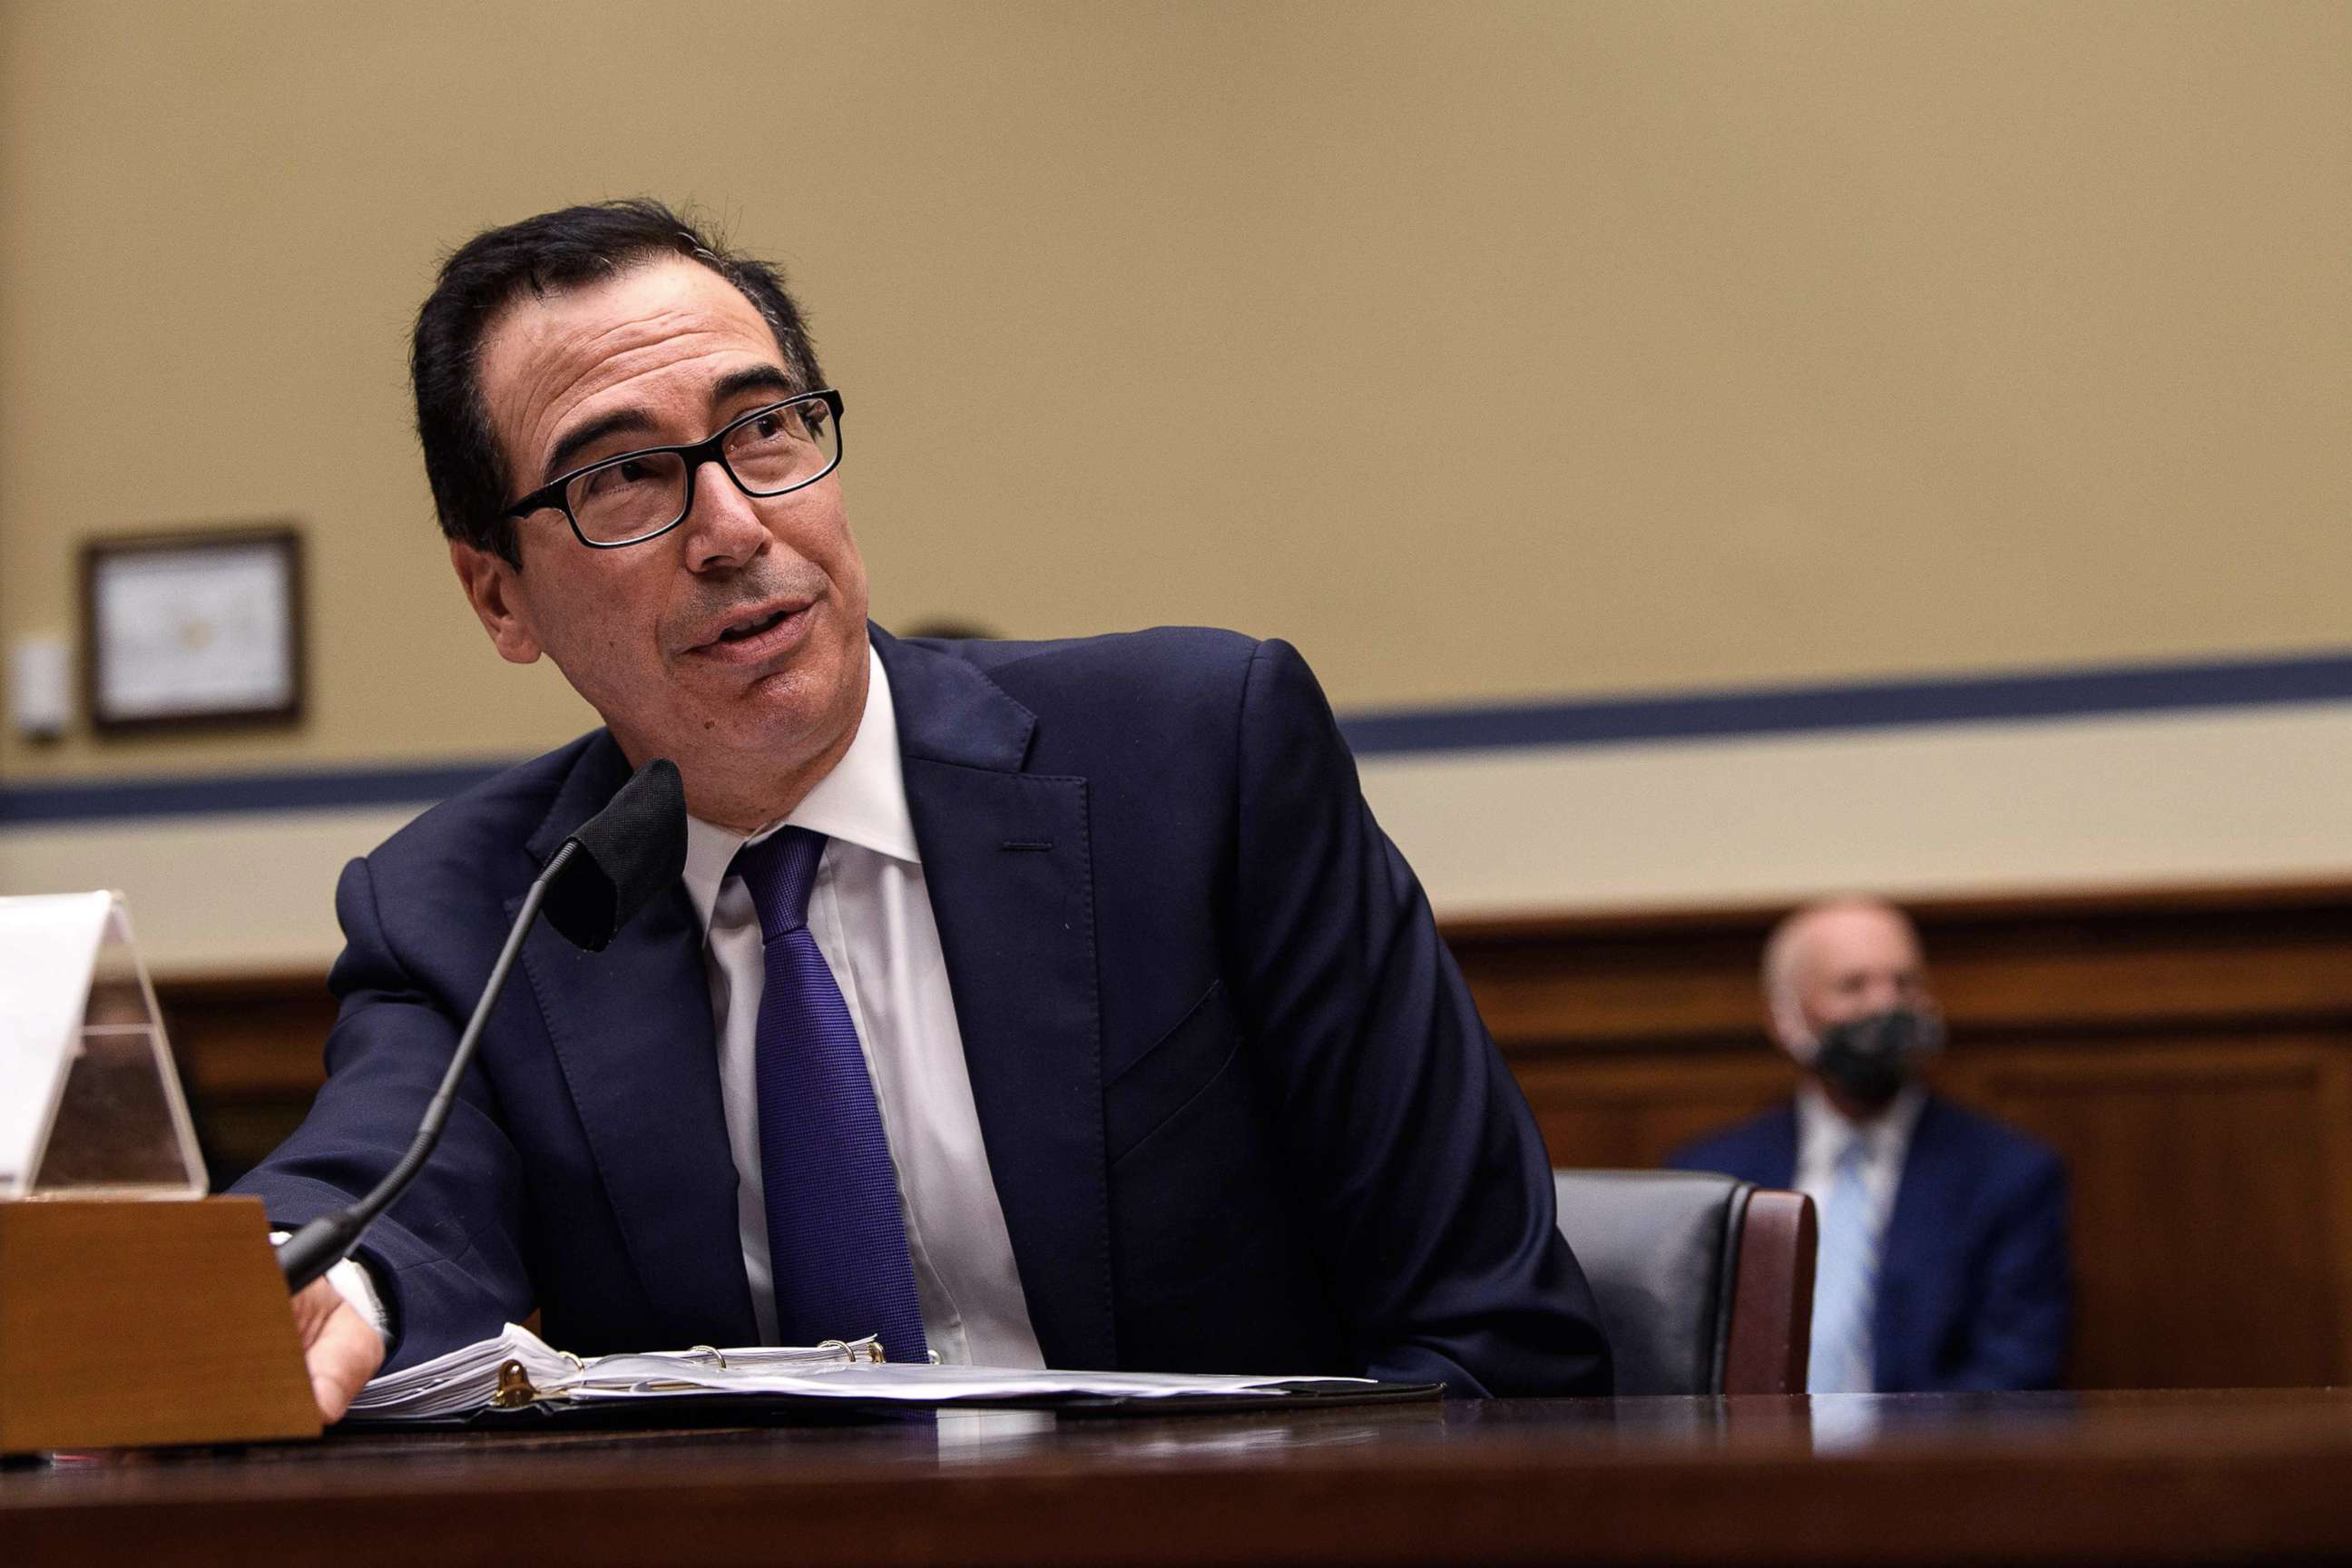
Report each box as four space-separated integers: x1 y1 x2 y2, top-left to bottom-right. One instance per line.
680 642 917 936
1795 1076 1929 1165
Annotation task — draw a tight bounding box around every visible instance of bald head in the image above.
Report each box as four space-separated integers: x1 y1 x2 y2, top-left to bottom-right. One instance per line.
1762 897 1935 1060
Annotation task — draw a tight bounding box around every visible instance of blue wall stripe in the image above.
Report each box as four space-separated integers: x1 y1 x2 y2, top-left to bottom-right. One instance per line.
0 762 511 827
1338 651 2352 756
5 651 2352 826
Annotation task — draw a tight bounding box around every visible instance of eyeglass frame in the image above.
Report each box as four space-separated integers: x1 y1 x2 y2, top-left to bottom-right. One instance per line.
501 387 847 550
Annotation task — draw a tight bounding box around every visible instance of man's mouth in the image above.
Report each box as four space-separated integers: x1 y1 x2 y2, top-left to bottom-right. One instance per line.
717 608 790 643
689 598 816 661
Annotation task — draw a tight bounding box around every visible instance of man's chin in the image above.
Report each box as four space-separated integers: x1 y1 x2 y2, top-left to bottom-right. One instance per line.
649 665 862 786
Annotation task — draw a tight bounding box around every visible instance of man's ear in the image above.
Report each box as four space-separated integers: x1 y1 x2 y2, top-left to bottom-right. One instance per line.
1768 995 1818 1066
448 538 544 665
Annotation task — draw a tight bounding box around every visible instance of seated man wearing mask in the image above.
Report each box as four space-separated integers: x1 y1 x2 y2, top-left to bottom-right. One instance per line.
1668 897 2070 1392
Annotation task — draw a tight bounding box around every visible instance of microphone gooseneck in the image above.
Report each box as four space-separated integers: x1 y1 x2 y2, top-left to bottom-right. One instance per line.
278 758 689 1294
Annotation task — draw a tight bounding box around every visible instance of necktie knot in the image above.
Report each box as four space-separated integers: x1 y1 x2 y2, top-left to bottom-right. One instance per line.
731 827 828 939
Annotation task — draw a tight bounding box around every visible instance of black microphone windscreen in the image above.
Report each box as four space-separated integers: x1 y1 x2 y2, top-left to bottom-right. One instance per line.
543 758 689 951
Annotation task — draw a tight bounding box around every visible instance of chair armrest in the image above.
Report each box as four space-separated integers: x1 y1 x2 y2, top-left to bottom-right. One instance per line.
1723 1188 1818 1396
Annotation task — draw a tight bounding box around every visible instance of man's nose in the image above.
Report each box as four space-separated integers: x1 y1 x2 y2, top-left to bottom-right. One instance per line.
1857 976 1902 1014
678 457 769 572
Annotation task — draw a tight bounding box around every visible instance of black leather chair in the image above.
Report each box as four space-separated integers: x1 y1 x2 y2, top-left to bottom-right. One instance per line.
1553 1169 1817 1396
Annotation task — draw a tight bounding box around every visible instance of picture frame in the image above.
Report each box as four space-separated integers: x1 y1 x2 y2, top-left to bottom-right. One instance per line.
82 524 307 733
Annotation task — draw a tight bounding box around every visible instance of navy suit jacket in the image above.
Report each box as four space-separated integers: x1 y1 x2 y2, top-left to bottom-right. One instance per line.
235 627 1609 1396
1667 1094 2070 1392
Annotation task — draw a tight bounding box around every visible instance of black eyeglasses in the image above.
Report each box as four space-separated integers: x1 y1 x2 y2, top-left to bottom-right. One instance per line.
503 388 846 549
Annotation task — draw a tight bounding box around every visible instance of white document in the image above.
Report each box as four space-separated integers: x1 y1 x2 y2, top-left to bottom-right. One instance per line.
0 891 116 1191
350 1323 1394 1422
554 1361 1360 1406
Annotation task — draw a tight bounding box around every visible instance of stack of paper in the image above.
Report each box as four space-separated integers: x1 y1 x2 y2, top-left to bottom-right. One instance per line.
348 1323 1406 1422
347 1324 879 1421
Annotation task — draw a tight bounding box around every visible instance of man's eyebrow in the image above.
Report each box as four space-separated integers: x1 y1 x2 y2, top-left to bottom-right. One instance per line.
710 365 800 406
542 408 658 484
537 367 801 485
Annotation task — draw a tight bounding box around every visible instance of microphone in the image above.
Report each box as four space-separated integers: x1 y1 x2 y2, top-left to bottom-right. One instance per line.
543 758 691 951
277 758 688 1293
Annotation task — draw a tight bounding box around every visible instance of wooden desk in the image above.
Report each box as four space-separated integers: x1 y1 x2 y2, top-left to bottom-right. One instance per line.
9 1389 2352 1565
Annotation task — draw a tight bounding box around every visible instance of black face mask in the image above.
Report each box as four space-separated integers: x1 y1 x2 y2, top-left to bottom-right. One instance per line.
1810 1007 1943 1111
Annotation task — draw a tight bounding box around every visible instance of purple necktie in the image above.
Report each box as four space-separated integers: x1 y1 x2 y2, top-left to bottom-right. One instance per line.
731 828 928 1363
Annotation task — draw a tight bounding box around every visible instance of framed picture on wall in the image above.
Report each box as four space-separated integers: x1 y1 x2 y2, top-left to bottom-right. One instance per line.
82 525 307 732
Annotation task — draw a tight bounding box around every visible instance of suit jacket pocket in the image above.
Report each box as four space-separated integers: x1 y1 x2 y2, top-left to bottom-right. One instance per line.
1104 979 1240 1166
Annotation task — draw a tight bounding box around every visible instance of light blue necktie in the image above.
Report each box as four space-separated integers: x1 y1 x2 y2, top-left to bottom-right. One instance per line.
732 828 929 1364
1808 1134 1881 1394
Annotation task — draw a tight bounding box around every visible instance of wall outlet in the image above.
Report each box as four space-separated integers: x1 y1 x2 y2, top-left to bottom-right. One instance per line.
8 632 72 740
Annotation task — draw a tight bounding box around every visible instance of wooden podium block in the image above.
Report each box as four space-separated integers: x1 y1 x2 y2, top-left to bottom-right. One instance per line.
0 1196 319 1452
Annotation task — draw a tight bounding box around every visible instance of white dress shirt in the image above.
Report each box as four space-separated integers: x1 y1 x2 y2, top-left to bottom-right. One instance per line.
677 644 1043 1367
1792 1078 1928 1232
311 648 1041 1366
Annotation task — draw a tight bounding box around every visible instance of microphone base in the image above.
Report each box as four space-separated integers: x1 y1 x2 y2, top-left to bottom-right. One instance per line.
0 1196 320 1454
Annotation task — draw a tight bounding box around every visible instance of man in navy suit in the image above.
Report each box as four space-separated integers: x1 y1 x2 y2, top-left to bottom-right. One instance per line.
237 201 1608 1417
1668 898 2070 1392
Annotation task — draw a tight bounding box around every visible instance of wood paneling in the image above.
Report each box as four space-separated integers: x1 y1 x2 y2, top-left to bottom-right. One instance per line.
155 880 2352 1390
1968 1042 2349 1387
156 973 334 1187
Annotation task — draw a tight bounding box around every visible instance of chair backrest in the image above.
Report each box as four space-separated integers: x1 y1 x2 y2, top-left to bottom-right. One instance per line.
1552 1169 1818 1396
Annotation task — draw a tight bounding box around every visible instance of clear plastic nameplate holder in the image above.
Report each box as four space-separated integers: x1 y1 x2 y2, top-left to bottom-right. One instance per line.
0 891 205 1199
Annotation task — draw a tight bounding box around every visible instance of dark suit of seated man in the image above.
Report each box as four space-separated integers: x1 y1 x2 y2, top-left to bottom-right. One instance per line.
1668 898 2069 1393
232 200 1610 1416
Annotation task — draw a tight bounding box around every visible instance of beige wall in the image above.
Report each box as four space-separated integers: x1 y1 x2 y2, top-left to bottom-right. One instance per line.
3 0 2346 784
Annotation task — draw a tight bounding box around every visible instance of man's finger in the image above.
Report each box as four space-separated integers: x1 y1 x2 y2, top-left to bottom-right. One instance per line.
288 1279 386 1424
289 1276 342 1343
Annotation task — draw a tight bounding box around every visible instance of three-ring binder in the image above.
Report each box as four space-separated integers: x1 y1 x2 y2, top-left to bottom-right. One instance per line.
485 1338 885 1409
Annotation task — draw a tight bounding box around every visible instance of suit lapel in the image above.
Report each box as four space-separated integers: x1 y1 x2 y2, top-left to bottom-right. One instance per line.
1880 1096 1954 1279
877 631 1116 1371
1875 1095 1955 1387
515 734 757 1348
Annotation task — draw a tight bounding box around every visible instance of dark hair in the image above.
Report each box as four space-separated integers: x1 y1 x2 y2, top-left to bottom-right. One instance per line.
410 199 825 564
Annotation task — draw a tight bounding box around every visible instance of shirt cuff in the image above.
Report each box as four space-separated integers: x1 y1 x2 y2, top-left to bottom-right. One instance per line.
270 1230 393 1342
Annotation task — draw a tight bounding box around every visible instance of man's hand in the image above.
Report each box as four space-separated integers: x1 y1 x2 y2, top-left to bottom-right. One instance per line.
289 1274 387 1422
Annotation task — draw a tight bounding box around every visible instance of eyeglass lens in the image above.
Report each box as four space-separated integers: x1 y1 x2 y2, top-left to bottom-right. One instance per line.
566 400 839 544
